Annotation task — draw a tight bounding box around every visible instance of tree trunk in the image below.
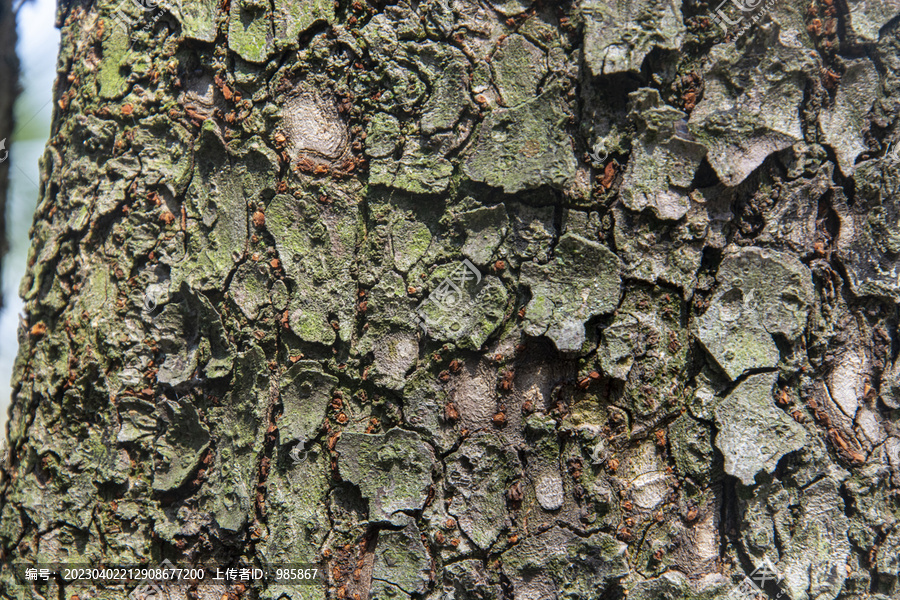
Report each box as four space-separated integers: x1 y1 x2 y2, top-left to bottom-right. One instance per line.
0 0 18 308
1 1 900 599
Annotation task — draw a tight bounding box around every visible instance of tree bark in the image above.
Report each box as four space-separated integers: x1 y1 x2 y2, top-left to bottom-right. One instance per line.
1 1 900 600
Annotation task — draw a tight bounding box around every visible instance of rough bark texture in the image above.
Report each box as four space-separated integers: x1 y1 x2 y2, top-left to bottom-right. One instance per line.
0 0 18 309
1 1 900 600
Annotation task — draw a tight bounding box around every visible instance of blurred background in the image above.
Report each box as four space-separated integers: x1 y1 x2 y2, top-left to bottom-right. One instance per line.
1 0 58 434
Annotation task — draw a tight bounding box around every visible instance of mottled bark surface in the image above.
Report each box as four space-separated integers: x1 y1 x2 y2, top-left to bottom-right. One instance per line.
1 1 900 599
0 0 17 308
